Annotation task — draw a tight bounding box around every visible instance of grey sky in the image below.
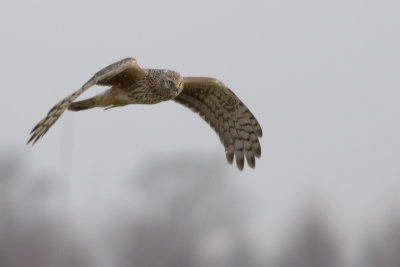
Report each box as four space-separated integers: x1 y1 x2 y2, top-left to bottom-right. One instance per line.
1 0 400 257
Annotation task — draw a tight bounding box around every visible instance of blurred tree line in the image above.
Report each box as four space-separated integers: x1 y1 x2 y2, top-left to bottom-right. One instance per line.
0 154 399 267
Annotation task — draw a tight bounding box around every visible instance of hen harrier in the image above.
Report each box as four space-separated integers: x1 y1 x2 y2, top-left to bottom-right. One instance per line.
28 58 262 170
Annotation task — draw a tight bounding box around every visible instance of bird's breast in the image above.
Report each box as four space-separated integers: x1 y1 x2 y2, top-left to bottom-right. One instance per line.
123 84 170 104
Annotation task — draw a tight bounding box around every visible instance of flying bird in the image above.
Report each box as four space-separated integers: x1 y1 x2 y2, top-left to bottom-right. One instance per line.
27 58 262 170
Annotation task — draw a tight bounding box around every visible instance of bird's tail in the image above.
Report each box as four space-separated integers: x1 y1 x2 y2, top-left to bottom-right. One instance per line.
68 95 102 111
68 97 98 111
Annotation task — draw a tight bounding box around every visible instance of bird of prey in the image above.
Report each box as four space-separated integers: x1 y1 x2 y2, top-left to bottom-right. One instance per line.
27 58 262 170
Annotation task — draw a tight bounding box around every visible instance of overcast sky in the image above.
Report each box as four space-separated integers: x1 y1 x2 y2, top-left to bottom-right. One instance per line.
1 0 400 257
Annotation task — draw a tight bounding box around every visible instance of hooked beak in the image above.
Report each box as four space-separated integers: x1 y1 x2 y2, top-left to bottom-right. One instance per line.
174 84 179 94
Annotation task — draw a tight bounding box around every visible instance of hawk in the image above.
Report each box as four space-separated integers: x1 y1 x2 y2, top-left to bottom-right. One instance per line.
28 58 262 170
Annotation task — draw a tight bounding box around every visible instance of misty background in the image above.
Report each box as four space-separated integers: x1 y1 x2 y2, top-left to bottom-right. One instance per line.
1 0 400 266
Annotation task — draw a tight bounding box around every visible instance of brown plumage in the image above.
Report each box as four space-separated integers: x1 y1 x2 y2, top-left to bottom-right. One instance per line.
28 58 262 170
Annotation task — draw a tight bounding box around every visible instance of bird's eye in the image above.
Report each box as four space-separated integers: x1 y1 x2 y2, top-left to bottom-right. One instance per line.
166 80 174 87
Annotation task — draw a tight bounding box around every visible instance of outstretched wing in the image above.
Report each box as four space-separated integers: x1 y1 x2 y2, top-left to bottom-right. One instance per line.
174 77 262 170
27 57 147 145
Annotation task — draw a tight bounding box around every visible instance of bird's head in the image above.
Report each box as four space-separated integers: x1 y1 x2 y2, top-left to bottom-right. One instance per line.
161 70 184 97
